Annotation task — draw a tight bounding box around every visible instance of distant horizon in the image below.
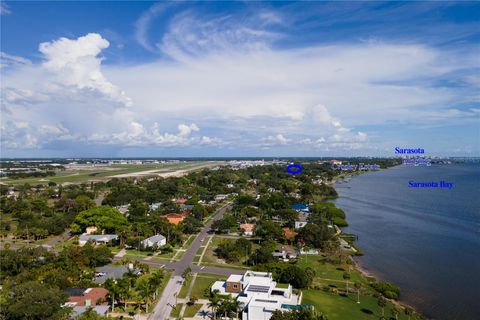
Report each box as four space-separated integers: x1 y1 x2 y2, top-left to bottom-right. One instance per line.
1 155 478 161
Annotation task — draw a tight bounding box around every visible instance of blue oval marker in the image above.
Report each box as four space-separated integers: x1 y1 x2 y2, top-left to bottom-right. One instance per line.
286 164 302 175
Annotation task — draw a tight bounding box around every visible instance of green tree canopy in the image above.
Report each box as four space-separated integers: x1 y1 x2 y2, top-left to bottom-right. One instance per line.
3 281 69 320
71 206 128 234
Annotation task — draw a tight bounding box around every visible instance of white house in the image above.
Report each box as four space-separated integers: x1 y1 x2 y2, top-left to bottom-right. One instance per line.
294 212 309 229
214 194 228 202
141 234 166 248
78 234 118 246
211 271 301 320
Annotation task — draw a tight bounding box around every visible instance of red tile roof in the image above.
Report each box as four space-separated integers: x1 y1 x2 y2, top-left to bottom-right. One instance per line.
164 212 188 225
283 227 297 239
68 288 108 306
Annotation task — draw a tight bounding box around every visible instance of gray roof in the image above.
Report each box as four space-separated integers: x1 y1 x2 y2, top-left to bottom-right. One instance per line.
296 212 309 222
72 305 109 317
94 265 128 284
144 234 166 243
79 234 118 242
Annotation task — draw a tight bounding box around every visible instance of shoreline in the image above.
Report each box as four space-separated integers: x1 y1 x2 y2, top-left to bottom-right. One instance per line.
331 167 425 319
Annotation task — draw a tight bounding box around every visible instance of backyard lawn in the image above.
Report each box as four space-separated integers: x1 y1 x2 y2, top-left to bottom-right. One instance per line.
302 289 419 320
297 254 372 287
179 273 227 299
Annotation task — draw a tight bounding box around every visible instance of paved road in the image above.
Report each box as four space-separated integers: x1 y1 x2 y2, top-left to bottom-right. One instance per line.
95 193 105 206
148 202 243 320
41 229 71 251
150 275 184 320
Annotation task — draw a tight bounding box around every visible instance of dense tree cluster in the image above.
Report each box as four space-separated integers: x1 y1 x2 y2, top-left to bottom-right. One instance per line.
215 238 252 263
270 308 328 320
211 214 238 233
0 244 114 319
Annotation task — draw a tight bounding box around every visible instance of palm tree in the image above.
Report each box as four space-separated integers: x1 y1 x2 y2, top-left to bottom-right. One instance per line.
230 299 242 320
353 282 361 304
149 269 164 299
342 271 351 294
117 278 131 311
391 306 400 320
104 278 120 312
377 296 387 318
219 295 234 319
208 293 220 320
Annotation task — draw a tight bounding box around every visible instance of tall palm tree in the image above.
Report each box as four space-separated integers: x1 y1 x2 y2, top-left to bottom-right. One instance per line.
104 278 119 312
342 272 351 294
353 282 361 304
137 278 155 312
149 269 164 299
377 296 387 318
208 294 220 320
391 306 400 320
218 296 233 319
230 299 242 320
117 278 131 311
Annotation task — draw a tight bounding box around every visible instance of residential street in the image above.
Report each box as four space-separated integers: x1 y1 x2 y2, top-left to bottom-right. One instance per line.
148 202 243 320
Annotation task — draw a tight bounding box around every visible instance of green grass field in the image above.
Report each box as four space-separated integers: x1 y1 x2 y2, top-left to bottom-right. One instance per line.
302 289 419 320
171 303 183 318
184 304 203 317
0 161 221 185
297 254 371 287
179 273 227 299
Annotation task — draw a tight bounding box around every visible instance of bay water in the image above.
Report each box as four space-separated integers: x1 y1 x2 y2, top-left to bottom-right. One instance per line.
333 164 480 320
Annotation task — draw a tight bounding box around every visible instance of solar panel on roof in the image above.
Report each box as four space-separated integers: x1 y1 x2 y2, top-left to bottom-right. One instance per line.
247 285 270 293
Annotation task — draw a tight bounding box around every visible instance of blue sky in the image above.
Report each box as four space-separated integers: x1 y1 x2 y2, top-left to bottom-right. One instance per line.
1 1 479 157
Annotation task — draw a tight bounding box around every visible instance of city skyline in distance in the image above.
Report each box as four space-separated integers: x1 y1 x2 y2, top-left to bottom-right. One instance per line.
1 1 479 158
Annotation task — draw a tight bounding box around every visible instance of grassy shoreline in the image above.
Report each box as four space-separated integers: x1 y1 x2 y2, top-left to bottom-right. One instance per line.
331 167 423 319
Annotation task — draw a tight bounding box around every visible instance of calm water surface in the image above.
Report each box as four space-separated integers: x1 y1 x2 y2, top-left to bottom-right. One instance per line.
333 164 480 320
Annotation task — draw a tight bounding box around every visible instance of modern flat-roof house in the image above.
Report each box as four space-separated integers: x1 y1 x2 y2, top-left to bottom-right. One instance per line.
78 233 118 246
211 271 301 320
142 234 166 248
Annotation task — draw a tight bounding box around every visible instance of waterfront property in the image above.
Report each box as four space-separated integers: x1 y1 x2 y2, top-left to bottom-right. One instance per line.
291 203 309 213
211 271 301 320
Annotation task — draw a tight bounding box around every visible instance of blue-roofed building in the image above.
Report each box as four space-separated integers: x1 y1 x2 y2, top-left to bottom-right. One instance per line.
291 203 309 213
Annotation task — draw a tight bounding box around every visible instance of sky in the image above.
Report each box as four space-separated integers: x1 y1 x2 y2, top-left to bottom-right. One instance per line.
1 1 479 158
